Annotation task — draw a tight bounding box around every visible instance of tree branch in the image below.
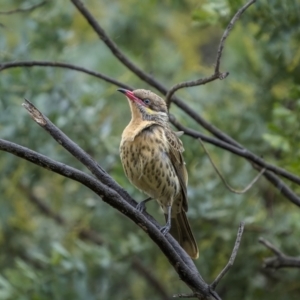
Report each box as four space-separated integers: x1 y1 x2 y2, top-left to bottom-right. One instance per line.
214 0 256 74
211 222 245 289
0 61 132 90
259 237 300 269
70 0 166 93
165 0 256 107
0 137 213 298
0 1 48 15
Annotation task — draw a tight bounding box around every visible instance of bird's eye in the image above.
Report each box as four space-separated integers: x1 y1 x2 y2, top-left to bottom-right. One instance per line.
143 99 150 105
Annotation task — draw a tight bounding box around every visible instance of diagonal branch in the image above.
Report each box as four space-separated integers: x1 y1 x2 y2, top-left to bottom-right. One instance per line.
20 183 169 297
0 137 212 298
0 0 48 15
210 222 245 289
70 0 166 93
259 237 300 269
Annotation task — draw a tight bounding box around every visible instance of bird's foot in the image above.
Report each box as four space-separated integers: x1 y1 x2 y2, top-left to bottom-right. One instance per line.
136 197 152 213
136 201 146 213
160 224 171 236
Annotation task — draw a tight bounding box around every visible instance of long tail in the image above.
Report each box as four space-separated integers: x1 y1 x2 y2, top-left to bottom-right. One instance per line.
165 210 199 259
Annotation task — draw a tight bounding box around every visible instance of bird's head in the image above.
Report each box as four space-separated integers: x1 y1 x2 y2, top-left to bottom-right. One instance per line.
118 88 168 123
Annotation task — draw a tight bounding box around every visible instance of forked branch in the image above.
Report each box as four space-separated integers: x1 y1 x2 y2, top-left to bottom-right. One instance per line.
259 237 300 269
165 0 256 107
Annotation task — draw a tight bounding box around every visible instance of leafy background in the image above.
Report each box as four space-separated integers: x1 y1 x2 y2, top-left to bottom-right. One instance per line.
0 0 300 299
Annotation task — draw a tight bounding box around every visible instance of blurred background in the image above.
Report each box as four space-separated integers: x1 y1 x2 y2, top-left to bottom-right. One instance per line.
0 0 300 299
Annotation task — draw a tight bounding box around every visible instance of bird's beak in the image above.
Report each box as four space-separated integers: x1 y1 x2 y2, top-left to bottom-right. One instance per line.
117 88 143 105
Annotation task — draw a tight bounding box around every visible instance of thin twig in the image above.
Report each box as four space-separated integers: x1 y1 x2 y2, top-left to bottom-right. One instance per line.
214 0 256 73
259 237 300 269
259 237 283 256
199 138 265 194
210 222 245 289
0 1 47 15
165 0 256 107
0 61 132 90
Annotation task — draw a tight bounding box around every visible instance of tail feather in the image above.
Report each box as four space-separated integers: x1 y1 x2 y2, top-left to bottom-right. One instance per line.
165 211 199 259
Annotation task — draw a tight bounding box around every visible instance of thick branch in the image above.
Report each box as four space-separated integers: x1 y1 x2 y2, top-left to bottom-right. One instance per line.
70 0 166 93
0 137 211 298
259 237 300 269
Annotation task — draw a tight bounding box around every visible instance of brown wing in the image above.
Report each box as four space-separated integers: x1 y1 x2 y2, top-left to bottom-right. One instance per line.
166 128 188 212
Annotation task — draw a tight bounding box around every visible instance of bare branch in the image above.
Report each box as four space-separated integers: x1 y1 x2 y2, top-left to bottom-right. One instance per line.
0 1 47 15
165 73 228 109
199 138 265 194
259 237 300 269
0 136 212 297
0 61 132 90
211 222 245 289
215 0 256 74
165 0 256 107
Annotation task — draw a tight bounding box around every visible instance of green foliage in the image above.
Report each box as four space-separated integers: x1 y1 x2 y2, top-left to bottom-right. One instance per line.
0 0 300 299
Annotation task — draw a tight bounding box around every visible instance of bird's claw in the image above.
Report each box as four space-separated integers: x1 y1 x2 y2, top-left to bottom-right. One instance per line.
160 225 170 236
136 202 146 213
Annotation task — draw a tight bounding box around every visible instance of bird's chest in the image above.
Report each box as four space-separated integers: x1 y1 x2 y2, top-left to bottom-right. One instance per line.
120 129 171 195
120 131 167 176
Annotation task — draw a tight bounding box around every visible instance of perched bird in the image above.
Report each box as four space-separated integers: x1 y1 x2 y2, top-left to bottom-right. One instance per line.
118 88 199 259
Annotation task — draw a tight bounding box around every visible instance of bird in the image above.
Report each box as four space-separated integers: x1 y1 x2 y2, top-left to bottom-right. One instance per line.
118 88 199 259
